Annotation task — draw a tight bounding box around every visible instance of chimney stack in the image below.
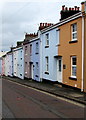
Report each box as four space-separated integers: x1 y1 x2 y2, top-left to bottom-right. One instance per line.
60 5 81 21
81 2 86 13
39 23 53 30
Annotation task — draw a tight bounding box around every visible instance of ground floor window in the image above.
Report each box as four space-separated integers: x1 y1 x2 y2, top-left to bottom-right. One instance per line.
45 56 49 72
36 62 39 75
71 56 77 78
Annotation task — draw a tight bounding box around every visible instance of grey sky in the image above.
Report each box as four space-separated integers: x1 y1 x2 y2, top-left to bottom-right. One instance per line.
0 0 83 51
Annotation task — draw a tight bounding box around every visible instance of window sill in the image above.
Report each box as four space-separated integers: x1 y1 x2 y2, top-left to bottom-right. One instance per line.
69 76 77 80
69 40 78 44
57 44 60 46
45 46 49 48
35 52 39 54
35 75 38 77
45 72 49 75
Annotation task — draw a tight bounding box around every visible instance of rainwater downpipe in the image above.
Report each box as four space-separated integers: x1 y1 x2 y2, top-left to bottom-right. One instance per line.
81 14 85 92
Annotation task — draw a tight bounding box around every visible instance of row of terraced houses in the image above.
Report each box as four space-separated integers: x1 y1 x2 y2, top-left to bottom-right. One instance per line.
0 2 86 92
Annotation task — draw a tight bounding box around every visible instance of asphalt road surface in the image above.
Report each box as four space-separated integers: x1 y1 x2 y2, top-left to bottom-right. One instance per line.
2 78 85 119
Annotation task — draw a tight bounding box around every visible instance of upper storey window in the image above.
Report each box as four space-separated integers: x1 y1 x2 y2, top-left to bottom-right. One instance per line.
45 33 49 47
71 23 77 41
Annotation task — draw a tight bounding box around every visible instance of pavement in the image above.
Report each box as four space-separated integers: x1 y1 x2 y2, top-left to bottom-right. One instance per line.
2 76 86 105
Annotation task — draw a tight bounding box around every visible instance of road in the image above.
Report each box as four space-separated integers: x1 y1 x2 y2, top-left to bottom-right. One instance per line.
2 78 85 119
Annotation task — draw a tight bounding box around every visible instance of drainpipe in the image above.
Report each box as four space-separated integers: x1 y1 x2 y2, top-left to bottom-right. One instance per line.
39 30 43 82
81 15 84 92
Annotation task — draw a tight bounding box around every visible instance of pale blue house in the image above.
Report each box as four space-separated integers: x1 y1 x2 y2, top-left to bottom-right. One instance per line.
29 37 40 82
40 24 62 83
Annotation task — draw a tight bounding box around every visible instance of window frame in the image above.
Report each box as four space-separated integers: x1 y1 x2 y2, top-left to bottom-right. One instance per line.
25 46 27 55
71 23 77 41
45 33 49 47
71 56 77 78
45 56 49 72
58 59 62 72
30 44 32 56
36 42 39 54
36 62 39 75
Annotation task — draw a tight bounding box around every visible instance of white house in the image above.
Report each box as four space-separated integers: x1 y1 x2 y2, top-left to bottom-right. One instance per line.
6 51 13 77
13 45 24 79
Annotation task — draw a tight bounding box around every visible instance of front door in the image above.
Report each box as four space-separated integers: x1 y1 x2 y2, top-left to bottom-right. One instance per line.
57 58 62 83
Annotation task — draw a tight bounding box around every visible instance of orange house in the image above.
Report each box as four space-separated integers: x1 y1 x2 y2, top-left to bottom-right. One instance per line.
84 2 86 92
58 2 86 91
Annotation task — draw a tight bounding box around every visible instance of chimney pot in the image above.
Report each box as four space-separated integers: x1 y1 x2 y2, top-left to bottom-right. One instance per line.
74 6 77 11
40 23 42 27
69 7 71 11
81 2 84 5
77 7 80 11
72 8 74 11
45 23 47 27
65 7 68 11
62 5 65 11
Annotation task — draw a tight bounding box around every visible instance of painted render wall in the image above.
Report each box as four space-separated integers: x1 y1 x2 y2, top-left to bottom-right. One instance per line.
84 13 86 92
0 58 2 75
58 17 82 89
13 47 24 79
30 38 40 82
2 57 5 76
13 50 18 77
23 43 30 79
7 53 13 77
40 28 60 82
4 55 8 76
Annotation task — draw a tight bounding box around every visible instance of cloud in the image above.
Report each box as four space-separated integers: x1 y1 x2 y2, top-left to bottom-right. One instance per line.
0 1 83 51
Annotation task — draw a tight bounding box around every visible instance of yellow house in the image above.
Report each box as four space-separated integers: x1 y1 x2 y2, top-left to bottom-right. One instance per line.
58 2 86 91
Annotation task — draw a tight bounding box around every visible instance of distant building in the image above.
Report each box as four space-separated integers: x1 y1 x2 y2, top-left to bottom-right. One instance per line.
0 57 2 75
2 55 6 76
6 51 13 77
13 42 24 79
23 33 38 79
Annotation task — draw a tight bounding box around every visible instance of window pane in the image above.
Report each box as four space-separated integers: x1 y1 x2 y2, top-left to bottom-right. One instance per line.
59 60 61 72
72 66 76 76
46 39 49 45
46 57 49 71
46 34 49 46
72 57 76 65
30 45 32 55
46 34 49 39
73 33 77 39
72 24 77 32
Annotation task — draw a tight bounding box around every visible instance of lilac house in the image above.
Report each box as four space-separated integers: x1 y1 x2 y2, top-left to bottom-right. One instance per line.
23 33 38 79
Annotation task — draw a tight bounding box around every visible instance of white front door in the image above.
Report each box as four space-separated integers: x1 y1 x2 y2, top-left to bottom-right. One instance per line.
57 58 62 83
